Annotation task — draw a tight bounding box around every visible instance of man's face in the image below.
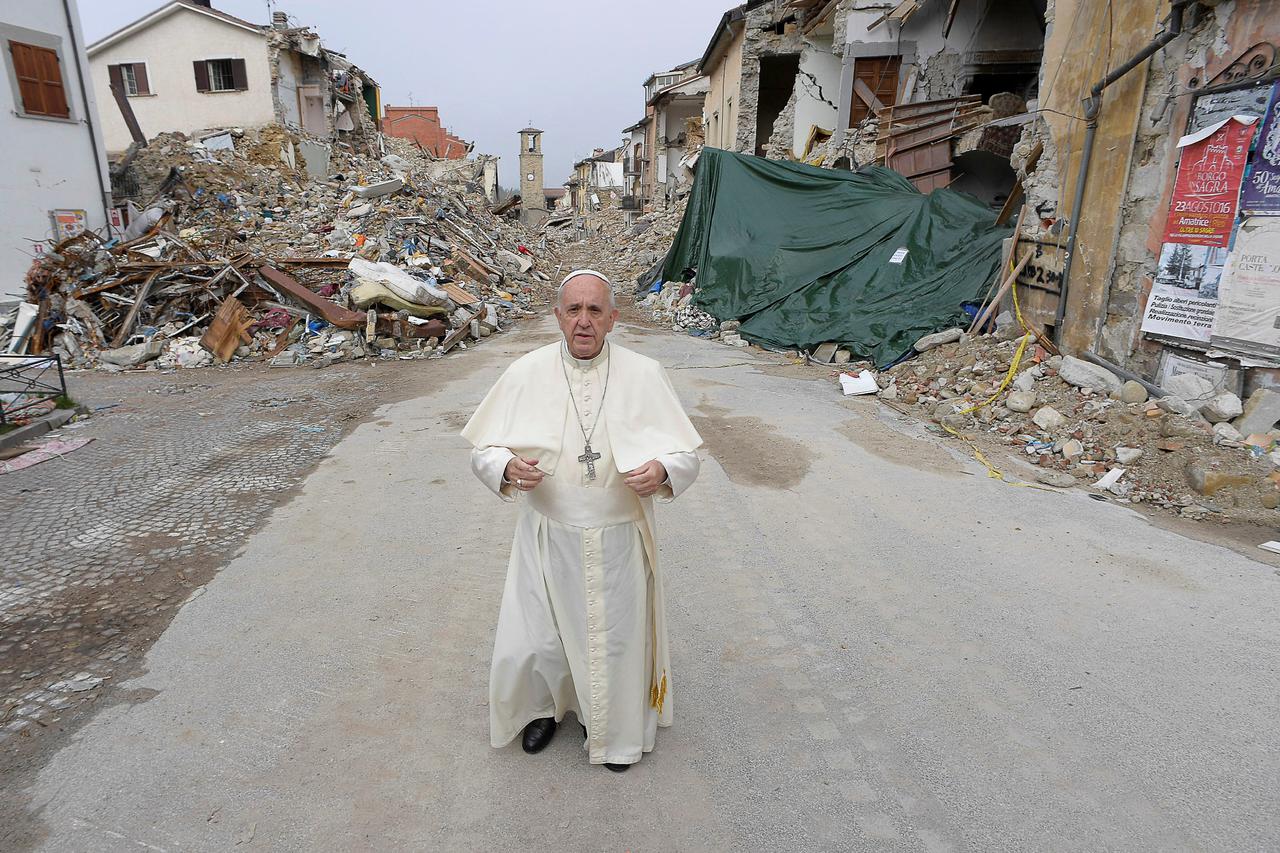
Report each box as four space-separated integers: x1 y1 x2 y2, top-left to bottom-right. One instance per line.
555 276 618 359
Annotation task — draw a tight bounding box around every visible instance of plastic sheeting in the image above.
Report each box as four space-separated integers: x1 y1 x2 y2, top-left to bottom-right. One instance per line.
658 148 1011 367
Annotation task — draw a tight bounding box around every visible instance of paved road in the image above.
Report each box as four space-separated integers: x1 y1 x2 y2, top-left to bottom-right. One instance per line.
18 319 1280 851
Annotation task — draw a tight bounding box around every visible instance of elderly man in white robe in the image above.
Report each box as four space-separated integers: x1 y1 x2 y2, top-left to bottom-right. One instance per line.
461 270 701 772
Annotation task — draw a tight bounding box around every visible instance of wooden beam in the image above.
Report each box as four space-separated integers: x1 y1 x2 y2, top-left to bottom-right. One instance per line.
110 269 162 347
853 79 887 116
109 82 146 147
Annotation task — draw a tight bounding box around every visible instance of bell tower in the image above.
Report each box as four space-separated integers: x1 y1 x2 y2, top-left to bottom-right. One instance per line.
518 127 546 227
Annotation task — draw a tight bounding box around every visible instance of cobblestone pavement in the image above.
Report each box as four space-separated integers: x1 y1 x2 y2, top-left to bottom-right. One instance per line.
0 354 467 771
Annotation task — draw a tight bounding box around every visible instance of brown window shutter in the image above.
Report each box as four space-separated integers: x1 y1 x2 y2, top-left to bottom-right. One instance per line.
193 59 210 92
108 62 124 94
36 45 68 117
133 63 149 95
11 42 45 114
10 41 68 117
230 58 247 91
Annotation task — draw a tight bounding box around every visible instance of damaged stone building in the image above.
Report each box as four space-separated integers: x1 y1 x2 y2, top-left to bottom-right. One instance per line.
1015 0 1280 398
87 1 381 156
673 0 1280 394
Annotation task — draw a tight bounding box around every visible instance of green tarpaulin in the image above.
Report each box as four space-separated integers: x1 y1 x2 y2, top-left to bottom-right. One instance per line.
658 148 1011 367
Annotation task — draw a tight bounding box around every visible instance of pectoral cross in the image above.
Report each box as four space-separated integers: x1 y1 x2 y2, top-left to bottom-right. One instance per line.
578 443 602 480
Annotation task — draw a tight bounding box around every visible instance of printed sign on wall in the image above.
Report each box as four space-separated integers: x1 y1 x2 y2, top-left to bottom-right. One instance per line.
1211 217 1280 358
1139 240 1230 343
1163 116 1257 247
1240 81 1280 215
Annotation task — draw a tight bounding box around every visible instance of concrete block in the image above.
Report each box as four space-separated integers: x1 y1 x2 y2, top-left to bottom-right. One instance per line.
1234 388 1280 437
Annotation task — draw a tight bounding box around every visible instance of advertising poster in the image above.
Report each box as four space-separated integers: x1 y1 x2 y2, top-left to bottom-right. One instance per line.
1240 81 1280 215
1163 116 1257 247
50 209 87 242
1139 240 1230 342
1210 217 1280 358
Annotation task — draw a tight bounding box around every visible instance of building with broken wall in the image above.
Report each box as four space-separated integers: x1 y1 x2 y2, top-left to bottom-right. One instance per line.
1012 0 1280 398
87 1 381 156
383 105 472 159
642 61 709 208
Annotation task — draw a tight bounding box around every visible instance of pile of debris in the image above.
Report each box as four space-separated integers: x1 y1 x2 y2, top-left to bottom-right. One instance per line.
877 329 1280 524
12 126 556 370
551 199 687 290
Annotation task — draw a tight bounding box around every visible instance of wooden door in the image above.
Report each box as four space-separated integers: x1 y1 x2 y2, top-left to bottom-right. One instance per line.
850 56 901 125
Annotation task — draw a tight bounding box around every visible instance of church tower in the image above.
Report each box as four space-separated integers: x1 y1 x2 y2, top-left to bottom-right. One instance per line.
518 127 547 227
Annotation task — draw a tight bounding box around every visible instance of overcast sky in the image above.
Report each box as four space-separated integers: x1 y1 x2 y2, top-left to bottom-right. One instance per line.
80 0 732 188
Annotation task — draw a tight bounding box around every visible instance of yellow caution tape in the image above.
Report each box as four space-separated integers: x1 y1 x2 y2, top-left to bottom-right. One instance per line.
937 249 1051 490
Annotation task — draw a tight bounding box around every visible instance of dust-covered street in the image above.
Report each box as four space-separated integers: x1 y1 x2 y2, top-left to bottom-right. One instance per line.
6 317 1277 851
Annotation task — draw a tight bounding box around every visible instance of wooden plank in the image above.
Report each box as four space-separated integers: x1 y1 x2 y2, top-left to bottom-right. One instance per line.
108 81 146 146
278 257 353 267
439 304 486 354
257 265 366 330
199 295 255 363
441 282 480 306
110 269 161 347
969 251 1034 334
942 0 961 38
853 78 886 116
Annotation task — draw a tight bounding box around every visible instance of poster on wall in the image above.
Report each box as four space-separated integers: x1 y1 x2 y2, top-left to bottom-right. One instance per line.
1210 217 1280 358
1240 81 1280 215
1162 115 1258 247
1139 240 1230 342
49 209 87 242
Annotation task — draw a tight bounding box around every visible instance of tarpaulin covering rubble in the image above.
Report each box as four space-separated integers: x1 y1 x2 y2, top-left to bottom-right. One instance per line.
657 148 1011 366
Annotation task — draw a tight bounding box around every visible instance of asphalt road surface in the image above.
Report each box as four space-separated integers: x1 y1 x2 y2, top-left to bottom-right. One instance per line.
19 320 1280 851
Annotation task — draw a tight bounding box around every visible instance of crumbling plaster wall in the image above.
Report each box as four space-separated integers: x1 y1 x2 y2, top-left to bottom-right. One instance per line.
735 0 807 154
1102 0 1278 371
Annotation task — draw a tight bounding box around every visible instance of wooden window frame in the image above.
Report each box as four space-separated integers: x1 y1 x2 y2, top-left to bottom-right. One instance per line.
109 61 151 97
194 57 248 93
4 32 73 122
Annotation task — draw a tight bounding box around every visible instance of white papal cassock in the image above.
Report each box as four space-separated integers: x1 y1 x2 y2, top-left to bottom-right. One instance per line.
463 341 701 766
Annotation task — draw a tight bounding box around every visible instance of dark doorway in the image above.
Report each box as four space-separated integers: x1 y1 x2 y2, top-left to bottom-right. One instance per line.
755 53 800 156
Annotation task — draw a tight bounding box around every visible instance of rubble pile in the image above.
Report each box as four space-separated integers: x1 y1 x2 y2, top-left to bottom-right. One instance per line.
551 199 687 289
879 330 1279 524
17 126 555 371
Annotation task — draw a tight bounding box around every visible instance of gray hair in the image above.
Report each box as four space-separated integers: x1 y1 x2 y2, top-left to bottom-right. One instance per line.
557 271 616 309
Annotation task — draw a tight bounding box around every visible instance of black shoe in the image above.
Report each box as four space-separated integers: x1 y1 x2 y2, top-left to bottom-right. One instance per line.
521 718 557 754
604 762 630 772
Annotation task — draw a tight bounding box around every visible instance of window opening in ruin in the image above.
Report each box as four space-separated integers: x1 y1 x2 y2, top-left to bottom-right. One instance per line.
756 53 801 156
964 69 1039 104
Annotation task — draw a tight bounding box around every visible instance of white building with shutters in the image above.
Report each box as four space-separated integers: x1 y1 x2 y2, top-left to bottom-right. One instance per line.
85 1 383 155
86 1 275 153
0 0 111 302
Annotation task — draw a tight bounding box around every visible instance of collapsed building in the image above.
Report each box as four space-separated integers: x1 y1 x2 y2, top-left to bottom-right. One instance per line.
88 1 382 165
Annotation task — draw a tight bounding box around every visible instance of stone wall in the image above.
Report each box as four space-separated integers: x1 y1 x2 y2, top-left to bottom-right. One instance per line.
735 1 807 154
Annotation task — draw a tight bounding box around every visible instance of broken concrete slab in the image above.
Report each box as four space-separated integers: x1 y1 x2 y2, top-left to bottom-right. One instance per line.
1184 460 1252 496
1058 356 1122 394
98 338 164 367
1233 388 1280 437
1032 405 1065 431
914 328 964 352
1202 392 1243 424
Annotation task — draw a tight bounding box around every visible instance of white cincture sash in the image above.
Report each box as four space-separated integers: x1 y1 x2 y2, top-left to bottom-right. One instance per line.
526 478 643 529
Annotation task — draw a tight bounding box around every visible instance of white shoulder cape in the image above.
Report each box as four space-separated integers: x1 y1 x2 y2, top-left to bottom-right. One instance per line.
460 341 702 474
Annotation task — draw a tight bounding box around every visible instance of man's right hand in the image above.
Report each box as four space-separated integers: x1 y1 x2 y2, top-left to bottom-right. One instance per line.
504 456 544 491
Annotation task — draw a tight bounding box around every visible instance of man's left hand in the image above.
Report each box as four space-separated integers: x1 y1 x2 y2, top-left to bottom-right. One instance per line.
625 460 667 497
